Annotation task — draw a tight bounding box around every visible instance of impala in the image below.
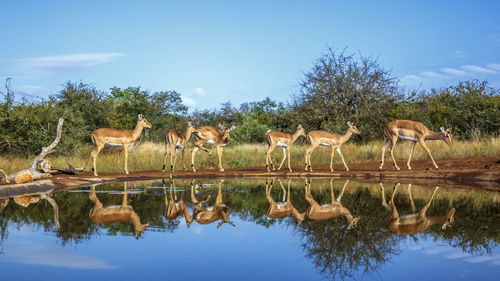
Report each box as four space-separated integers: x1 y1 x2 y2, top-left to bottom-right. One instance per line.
380 183 456 234
163 180 192 227
90 114 152 176
191 124 235 172
162 121 195 171
304 122 361 172
379 120 454 171
305 179 360 229
190 179 235 228
265 178 305 223
265 124 306 172
89 182 149 238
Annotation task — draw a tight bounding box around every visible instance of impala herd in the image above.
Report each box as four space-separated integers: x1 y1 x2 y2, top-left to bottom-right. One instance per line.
90 114 455 176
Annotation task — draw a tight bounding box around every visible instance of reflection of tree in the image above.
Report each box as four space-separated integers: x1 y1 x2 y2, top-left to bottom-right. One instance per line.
295 180 402 280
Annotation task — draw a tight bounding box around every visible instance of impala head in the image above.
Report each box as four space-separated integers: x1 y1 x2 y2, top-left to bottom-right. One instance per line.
440 127 455 148
134 223 149 239
222 125 236 141
138 114 152 128
347 217 360 230
296 124 306 137
347 121 361 135
441 208 456 230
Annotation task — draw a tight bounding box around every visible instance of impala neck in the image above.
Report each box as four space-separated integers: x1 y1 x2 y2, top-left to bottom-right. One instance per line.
423 215 447 225
340 129 354 144
131 121 145 141
292 130 303 142
425 130 444 141
184 127 194 141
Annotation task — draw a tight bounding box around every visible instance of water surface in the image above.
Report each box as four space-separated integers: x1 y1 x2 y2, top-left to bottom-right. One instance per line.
0 178 499 280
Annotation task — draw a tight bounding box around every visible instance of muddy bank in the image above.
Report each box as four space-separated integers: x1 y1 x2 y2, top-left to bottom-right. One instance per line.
1 156 499 194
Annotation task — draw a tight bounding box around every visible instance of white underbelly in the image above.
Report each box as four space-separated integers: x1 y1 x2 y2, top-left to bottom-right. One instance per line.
277 202 287 209
320 142 331 147
277 140 287 148
398 135 417 141
175 143 182 149
206 140 215 144
105 141 123 147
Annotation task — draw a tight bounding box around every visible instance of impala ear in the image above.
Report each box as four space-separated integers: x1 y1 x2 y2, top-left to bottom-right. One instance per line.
440 126 445 133
229 125 236 131
347 121 352 127
187 121 192 127
297 124 303 129
218 123 224 129
138 114 143 120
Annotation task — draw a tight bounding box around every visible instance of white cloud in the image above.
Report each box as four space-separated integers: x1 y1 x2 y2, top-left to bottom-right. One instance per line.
421 71 446 79
182 95 196 107
194 87 205 96
453 50 466 58
402 74 421 80
0 242 116 269
13 85 48 97
487 63 500 71
441 67 467 76
460 65 498 74
15 52 124 75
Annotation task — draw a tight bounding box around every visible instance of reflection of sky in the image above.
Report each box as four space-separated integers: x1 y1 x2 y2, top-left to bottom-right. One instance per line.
1 221 499 281
1 180 499 281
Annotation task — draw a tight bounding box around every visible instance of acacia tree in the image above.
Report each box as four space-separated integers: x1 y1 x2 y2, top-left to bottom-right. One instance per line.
292 47 401 140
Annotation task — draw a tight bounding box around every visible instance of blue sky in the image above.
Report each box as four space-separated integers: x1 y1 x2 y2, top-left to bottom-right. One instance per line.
1 1 499 110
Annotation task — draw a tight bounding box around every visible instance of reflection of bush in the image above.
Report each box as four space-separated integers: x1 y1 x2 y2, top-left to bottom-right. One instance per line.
0 179 499 278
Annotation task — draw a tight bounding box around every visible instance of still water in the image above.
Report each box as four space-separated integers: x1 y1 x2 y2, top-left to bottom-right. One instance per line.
0 178 499 280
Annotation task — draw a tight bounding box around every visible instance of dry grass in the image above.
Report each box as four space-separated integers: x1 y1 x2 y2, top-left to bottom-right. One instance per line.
0 137 499 175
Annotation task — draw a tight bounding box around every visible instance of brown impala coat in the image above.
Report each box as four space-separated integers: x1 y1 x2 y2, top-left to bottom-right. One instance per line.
380 120 455 171
380 183 456 234
90 114 151 176
265 178 305 223
191 124 235 172
304 122 360 172
304 179 359 229
162 122 195 171
265 124 306 172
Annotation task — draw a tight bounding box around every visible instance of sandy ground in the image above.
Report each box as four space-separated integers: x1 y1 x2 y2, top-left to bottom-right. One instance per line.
1 156 499 197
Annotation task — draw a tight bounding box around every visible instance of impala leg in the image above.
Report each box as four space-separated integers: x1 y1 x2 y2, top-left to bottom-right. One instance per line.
389 183 400 220
277 179 286 201
419 186 439 217
304 145 312 171
379 183 391 212
90 144 103 176
181 147 186 170
408 184 416 212
162 144 169 172
216 145 224 172
305 144 317 172
330 146 335 172
172 148 179 172
190 180 198 203
388 137 400 171
418 140 439 170
287 147 292 172
191 147 199 172
336 147 349 172
336 179 349 202
329 178 335 203
278 147 287 171
195 141 211 155
265 146 275 172
123 144 130 174
406 141 417 171
304 179 317 206
379 140 391 171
